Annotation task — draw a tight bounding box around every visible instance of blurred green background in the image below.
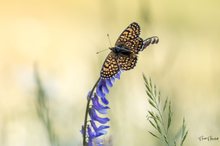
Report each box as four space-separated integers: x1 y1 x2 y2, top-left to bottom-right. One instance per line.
0 0 220 146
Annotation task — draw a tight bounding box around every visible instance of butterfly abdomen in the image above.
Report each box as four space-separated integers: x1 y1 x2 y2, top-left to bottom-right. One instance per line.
110 46 132 56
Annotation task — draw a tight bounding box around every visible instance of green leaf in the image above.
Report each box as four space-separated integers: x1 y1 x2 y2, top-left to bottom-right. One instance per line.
142 74 147 83
181 118 186 137
149 112 161 134
146 90 154 101
149 119 157 130
148 131 160 139
155 114 161 122
154 85 157 97
163 135 169 144
148 99 156 108
163 97 168 112
148 111 154 118
180 131 188 146
149 78 152 89
158 91 161 103
155 120 162 134
145 84 152 94
167 101 172 131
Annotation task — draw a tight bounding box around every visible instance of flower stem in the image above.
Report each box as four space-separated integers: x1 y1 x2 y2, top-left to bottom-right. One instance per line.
83 77 101 146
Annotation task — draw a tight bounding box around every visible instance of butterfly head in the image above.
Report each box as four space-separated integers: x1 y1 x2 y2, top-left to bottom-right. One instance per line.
109 46 121 53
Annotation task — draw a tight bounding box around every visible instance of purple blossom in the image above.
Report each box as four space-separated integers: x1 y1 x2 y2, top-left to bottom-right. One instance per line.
89 108 110 124
82 70 122 145
90 120 110 136
92 95 110 114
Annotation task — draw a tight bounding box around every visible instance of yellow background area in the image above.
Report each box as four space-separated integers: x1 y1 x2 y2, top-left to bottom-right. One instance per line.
0 0 220 146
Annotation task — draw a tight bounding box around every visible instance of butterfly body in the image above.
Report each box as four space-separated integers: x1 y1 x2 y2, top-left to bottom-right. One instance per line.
100 22 159 79
110 46 132 56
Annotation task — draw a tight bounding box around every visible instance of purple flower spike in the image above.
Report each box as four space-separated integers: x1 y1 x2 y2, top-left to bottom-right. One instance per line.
82 70 123 145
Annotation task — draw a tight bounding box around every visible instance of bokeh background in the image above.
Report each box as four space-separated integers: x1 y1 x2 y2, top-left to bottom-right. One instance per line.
0 0 220 146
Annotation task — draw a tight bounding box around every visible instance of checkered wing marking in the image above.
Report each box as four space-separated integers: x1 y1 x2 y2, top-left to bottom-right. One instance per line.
124 37 143 54
115 22 143 54
115 22 140 45
101 52 119 78
117 53 138 70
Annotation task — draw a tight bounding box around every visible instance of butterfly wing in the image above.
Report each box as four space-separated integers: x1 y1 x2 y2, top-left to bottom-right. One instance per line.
100 52 119 78
115 22 141 44
124 37 143 54
115 22 143 54
117 53 138 70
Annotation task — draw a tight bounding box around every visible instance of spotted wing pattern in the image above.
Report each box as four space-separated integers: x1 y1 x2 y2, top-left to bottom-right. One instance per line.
124 37 143 54
100 52 119 78
115 22 140 44
117 53 138 70
115 22 143 54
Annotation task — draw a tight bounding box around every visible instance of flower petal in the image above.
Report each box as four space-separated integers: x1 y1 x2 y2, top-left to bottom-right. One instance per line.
90 120 110 133
102 82 109 94
96 79 110 96
94 139 104 146
100 95 109 105
110 77 115 83
89 108 110 124
87 91 92 100
106 78 113 87
96 83 105 98
88 141 93 146
115 71 121 79
90 121 106 138
92 95 109 114
88 125 96 139
93 106 109 114
80 125 84 135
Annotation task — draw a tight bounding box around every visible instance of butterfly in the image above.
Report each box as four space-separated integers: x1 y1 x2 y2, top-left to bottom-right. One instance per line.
100 22 159 79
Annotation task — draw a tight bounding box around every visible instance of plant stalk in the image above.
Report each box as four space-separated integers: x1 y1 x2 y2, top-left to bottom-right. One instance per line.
83 77 101 146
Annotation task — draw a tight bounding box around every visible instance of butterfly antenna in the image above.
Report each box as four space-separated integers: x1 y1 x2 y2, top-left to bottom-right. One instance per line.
107 34 113 47
96 49 109 54
96 34 113 54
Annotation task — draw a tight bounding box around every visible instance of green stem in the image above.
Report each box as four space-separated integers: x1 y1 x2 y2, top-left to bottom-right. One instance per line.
83 77 101 146
156 105 169 145
150 80 169 145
